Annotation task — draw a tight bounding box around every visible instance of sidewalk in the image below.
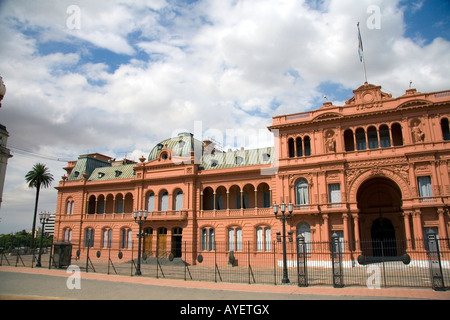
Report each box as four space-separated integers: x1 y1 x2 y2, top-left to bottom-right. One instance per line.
0 265 449 300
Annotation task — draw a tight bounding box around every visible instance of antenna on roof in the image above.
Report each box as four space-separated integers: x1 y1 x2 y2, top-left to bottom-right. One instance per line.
207 137 223 152
118 151 132 159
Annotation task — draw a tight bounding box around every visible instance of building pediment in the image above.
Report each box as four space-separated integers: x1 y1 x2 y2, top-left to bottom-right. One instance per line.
312 112 343 122
396 99 432 110
345 82 392 107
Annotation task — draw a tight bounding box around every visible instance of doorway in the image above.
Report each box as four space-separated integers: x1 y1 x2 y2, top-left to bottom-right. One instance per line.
157 227 167 257
172 227 183 258
357 177 405 257
371 218 397 257
143 227 153 257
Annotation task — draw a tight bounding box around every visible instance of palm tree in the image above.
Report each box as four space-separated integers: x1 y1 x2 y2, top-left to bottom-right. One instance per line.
25 163 54 249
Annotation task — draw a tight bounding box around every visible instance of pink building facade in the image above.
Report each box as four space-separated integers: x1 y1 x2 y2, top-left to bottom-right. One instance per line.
54 82 450 264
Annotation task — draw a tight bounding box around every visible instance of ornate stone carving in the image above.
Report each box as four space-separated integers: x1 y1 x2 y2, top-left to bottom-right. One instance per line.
324 131 336 153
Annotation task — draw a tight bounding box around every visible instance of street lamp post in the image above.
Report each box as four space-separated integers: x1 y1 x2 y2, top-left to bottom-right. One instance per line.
36 211 51 267
133 210 148 275
273 202 293 284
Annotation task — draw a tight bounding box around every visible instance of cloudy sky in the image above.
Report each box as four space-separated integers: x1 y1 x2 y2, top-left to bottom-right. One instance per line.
0 0 449 234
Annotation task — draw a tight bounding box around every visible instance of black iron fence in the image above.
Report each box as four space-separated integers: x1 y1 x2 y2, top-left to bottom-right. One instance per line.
1 237 449 291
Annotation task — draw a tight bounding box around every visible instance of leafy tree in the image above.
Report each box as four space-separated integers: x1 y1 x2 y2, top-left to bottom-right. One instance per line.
25 163 54 248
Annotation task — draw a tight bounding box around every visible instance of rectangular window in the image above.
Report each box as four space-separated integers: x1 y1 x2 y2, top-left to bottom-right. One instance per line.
328 184 341 206
417 176 432 201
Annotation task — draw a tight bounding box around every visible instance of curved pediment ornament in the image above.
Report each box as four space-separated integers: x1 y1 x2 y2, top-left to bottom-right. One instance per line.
346 166 412 203
396 99 432 110
345 82 392 107
312 112 343 122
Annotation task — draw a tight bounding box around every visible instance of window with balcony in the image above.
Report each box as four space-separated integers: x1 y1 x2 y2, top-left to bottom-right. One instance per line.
355 128 366 150
344 129 355 151
379 124 391 148
391 123 403 146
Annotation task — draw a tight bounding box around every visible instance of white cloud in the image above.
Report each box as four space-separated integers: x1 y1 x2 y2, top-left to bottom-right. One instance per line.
1 0 450 233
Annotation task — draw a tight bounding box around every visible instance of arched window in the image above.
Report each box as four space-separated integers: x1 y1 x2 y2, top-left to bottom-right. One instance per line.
256 226 271 252
66 200 74 215
88 195 96 214
228 227 242 252
355 128 366 150
115 194 124 214
175 190 183 211
201 227 215 251
147 192 155 211
288 138 295 158
102 228 112 248
64 228 72 242
304 136 311 156
441 118 450 141
295 178 309 205
367 126 378 149
296 137 303 157
344 129 355 151
121 228 132 249
391 123 403 146
160 191 169 211
379 124 391 148
97 195 105 214
84 228 94 247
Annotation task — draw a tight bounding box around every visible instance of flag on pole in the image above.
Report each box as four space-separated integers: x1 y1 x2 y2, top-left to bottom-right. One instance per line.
357 22 368 83
357 22 363 62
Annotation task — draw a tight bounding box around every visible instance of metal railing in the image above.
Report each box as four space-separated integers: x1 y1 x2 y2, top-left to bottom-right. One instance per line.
1 237 449 291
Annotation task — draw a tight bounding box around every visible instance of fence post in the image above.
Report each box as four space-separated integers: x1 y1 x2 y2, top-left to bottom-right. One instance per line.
331 233 344 288
297 234 308 287
427 234 445 291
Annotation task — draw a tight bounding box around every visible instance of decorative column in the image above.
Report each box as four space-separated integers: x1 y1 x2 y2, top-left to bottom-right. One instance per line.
437 208 449 249
352 212 361 252
402 210 413 251
322 214 330 243
413 209 424 242
342 213 349 252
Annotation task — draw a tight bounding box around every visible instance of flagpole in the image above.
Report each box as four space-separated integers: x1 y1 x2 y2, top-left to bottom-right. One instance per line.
357 22 368 83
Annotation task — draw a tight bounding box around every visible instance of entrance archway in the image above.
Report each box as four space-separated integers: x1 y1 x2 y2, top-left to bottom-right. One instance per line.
371 218 397 257
357 177 405 257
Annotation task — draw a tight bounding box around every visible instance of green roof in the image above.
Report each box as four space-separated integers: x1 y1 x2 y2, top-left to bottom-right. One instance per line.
200 147 274 170
67 155 110 181
148 132 203 162
89 164 136 181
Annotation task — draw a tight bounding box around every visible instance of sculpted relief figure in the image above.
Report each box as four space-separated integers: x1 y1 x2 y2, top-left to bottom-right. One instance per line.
411 124 425 143
325 132 336 153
